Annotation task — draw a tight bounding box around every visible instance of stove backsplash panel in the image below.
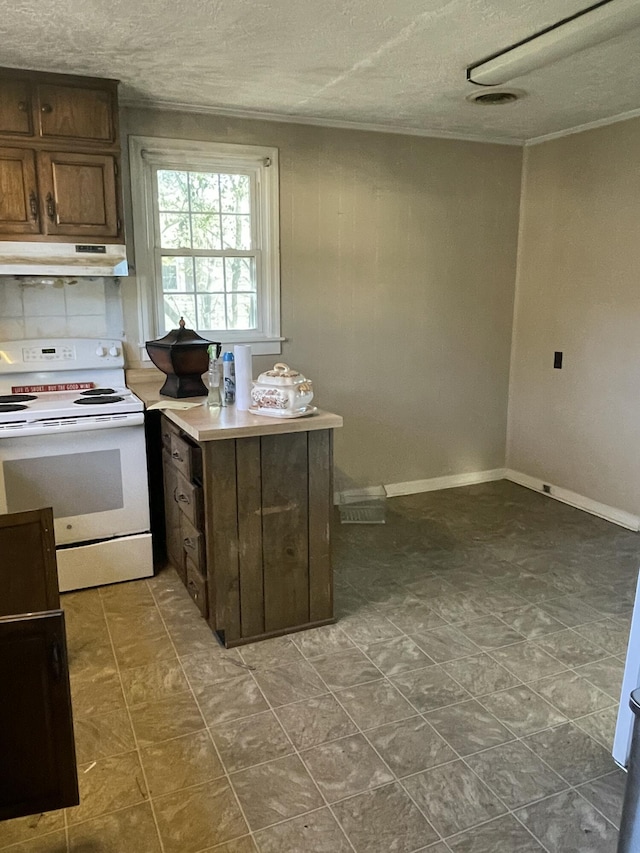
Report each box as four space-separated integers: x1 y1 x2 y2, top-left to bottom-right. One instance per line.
0 276 124 341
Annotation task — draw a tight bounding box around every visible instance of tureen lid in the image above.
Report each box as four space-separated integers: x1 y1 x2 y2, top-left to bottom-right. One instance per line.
147 317 211 349
255 362 311 387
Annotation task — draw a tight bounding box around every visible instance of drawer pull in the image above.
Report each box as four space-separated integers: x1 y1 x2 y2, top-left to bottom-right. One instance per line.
184 537 195 550
173 486 190 505
172 450 183 461
18 100 29 112
41 103 53 114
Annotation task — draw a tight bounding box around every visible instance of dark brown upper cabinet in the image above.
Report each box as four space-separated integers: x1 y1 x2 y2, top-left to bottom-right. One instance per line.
0 610 79 820
0 507 59 618
0 68 123 242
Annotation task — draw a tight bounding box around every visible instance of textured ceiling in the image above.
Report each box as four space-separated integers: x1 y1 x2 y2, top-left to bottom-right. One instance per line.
2 0 640 143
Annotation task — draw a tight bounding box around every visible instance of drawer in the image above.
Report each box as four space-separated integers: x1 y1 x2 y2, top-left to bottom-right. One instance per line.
170 433 203 483
186 557 208 618
161 416 180 451
180 513 205 574
174 469 203 528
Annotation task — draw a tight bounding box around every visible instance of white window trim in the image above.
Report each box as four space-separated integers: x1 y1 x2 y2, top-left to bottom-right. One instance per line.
129 135 282 358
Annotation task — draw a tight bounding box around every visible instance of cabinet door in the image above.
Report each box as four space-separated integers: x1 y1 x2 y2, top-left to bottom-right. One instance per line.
36 83 115 143
0 148 40 235
163 451 185 580
0 507 59 618
0 79 33 137
0 610 79 821
38 151 119 238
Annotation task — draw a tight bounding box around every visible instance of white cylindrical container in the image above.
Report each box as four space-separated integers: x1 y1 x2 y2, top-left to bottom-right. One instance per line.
234 345 253 411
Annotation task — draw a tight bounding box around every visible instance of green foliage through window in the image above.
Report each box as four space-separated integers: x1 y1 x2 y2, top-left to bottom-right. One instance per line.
155 169 256 332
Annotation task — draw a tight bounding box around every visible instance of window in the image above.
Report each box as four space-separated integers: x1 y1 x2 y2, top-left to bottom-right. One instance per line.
130 137 281 356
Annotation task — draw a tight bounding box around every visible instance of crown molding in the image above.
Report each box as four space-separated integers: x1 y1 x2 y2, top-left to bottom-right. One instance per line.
120 97 524 147
526 106 640 146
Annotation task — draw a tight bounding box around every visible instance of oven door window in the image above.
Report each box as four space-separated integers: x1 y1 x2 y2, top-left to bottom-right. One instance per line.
0 426 150 545
4 450 124 517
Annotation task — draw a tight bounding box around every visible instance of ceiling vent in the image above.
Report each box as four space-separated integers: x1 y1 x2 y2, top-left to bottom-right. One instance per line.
466 89 523 106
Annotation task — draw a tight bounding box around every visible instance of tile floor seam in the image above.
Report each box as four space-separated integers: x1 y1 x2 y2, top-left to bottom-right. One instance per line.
146 580 258 852
520 672 617 732
96 586 167 853
325 641 451 845
238 661 360 853
304 647 446 847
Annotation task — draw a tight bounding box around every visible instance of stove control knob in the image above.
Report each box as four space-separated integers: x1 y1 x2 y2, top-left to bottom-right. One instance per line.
95 345 107 357
109 345 119 357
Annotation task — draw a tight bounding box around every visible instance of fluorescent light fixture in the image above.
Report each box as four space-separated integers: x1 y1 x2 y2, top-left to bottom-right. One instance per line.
468 0 640 86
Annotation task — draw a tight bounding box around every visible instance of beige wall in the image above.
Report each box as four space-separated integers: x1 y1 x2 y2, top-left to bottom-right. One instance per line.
508 118 640 516
122 108 522 490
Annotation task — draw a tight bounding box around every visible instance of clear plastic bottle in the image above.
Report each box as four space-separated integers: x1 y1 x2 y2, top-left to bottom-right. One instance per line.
207 345 221 408
222 351 235 405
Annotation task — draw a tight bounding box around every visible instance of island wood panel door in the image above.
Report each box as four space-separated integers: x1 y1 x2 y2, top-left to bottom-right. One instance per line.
260 432 310 633
37 150 119 238
0 79 33 137
0 610 79 821
235 436 265 639
0 506 59 618
162 451 185 581
204 430 334 645
206 439 241 640
0 148 40 235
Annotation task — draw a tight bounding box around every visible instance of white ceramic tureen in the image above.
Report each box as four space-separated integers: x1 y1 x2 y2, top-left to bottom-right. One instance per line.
250 363 314 417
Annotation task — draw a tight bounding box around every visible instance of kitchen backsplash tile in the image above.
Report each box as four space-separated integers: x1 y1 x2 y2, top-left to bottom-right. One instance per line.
65 279 106 316
0 276 123 342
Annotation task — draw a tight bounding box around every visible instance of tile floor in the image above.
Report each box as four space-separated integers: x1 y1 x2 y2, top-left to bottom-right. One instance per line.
1 480 637 852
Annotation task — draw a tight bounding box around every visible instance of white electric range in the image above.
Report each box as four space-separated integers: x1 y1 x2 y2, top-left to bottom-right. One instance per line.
0 338 153 591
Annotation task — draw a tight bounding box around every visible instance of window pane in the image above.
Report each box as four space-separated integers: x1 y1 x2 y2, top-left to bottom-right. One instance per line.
226 293 256 330
222 215 251 250
159 213 191 249
164 294 196 330
194 257 225 292
189 172 220 213
219 174 250 214
157 171 189 212
162 257 194 292
191 214 222 250
225 257 254 292
197 293 227 329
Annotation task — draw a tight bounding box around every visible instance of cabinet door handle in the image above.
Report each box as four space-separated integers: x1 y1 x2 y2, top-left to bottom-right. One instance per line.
40 103 53 114
174 487 189 505
18 100 29 112
172 450 183 461
46 192 56 223
184 537 195 550
29 191 38 220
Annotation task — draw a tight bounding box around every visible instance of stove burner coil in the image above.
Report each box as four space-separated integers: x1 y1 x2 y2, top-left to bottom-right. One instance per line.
0 403 28 412
80 388 117 396
73 396 125 405
0 394 37 403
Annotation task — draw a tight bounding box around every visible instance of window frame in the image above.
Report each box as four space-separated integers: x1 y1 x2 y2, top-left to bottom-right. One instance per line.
129 136 282 357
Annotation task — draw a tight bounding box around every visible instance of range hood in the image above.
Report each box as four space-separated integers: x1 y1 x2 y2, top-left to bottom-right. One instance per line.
0 242 128 277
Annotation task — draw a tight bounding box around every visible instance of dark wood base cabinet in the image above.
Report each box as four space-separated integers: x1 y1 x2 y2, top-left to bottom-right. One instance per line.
161 415 335 647
0 610 79 820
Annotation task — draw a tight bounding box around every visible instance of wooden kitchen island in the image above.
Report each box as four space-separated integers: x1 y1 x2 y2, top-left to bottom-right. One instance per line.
129 376 343 647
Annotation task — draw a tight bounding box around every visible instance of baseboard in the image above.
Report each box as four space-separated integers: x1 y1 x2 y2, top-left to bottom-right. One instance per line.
334 468 506 504
385 468 507 498
505 469 640 532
